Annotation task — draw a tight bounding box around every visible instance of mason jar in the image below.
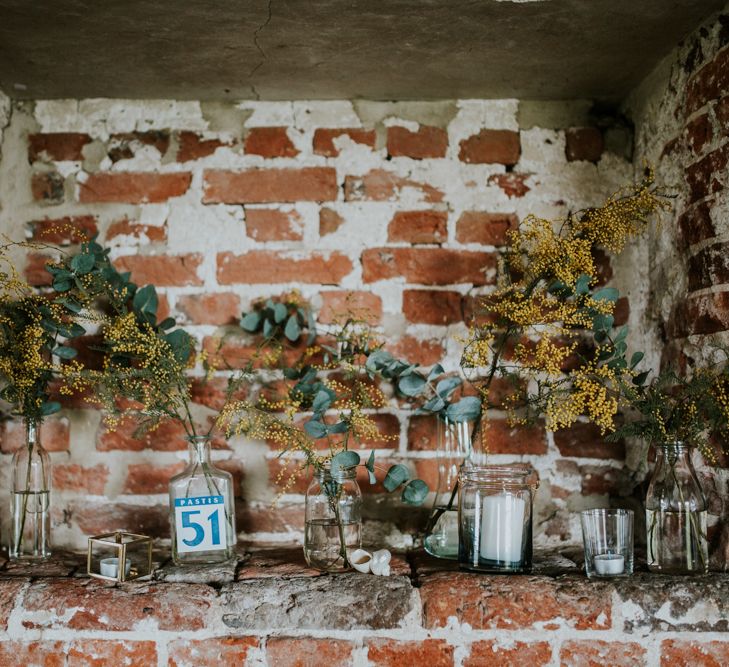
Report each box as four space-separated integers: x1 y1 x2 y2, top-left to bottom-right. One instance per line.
458 464 539 573
304 464 362 572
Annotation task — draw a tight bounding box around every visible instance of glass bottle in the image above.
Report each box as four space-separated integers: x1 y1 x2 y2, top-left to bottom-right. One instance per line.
645 442 708 575
424 417 475 559
10 419 51 561
458 464 539 573
169 435 236 565
304 464 362 572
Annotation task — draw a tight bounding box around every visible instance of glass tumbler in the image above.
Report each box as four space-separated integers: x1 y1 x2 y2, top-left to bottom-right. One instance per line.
580 508 634 578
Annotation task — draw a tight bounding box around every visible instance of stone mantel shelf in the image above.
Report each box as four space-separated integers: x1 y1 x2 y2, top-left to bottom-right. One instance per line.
0 547 728 665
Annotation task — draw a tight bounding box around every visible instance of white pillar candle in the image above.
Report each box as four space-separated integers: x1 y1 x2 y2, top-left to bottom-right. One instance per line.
593 553 624 576
479 493 526 563
99 557 131 578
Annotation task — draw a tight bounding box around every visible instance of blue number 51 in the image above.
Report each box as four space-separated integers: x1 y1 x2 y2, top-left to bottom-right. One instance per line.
181 510 204 547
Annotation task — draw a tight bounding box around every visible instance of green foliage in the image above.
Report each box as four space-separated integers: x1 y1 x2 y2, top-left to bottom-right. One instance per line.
240 298 316 344
609 347 729 461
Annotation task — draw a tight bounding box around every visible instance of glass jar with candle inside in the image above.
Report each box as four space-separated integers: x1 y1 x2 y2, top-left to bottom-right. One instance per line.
458 465 538 573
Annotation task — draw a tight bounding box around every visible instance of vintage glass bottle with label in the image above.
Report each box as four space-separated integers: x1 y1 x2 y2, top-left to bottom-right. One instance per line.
168 435 236 565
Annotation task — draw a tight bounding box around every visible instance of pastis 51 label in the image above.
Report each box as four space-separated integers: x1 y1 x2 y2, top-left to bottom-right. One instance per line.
174 495 227 553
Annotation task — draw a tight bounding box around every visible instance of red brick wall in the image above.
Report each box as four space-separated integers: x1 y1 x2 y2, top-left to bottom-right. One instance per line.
628 6 729 567
0 97 639 551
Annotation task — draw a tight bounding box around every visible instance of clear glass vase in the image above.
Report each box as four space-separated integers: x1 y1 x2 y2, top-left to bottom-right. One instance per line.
10 419 51 561
458 464 538 573
304 464 362 572
645 442 708 575
424 417 476 559
169 435 237 565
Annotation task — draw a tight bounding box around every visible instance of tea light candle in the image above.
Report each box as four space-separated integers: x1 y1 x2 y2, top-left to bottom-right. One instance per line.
99 557 131 578
480 493 526 563
594 553 624 576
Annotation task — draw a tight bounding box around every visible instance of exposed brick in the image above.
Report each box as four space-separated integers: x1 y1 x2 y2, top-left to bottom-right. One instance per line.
407 414 438 451
488 172 531 197
24 252 54 286
565 127 604 162
465 641 552 667
456 211 517 245
21 579 216 631
266 637 355 667
386 336 445 365
554 421 626 460
204 168 337 203
661 640 729 666
169 637 259 667
246 207 304 241
613 296 630 326
481 420 547 455
366 639 453 666
403 289 463 324
319 290 382 325
238 501 304 534
108 131 170 162
0 418 70 454
28 132 91 162
67 639 157 667
686 112 714 155
122 462 186 494
217 250 352 285
344 170 444 203
688 241 729 290
106 219 167 243
114 253 203 287
176 130 231 161
69 500 169 537
190 376 248 411
97 416 188 451
686 45 729 115
420 572 611 630
716 96 729 133
313 128 376 156
686 143 729 205
32 171 65 202
28 215 98 245
0 580 26 630
459 129 521 165
388 210 447 244
362 247 495 285
319 207 345 235
52 464 109 495
0 641 64 667
78 172 191 203
678 291 729 336
580 464 623 495
678 200 716 248
561 640 647 667
177 292 241 325
244 126 299 158
387 125 448 159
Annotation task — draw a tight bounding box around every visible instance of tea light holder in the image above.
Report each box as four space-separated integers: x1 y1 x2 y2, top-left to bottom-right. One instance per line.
580 509 634 579
87 531 153 582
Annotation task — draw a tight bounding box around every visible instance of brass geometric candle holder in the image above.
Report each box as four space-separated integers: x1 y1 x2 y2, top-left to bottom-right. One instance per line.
87 531 153 582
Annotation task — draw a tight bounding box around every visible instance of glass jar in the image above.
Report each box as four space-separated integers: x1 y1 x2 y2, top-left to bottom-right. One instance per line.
458 464 538 573
304 464 362 572
9 419 51 560
645 442 708 575
424 417 476 559
168 435 237 565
